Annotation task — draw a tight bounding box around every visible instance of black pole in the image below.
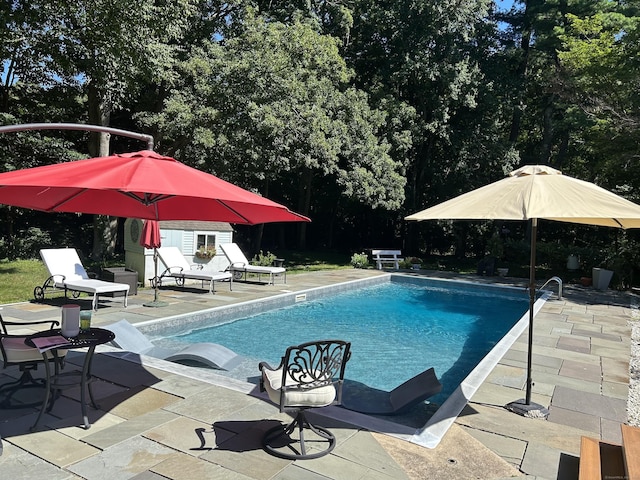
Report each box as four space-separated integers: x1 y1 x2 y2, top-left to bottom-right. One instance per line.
153 248 159 302
506 217 548 417
0 123 154 150
525 218 537 405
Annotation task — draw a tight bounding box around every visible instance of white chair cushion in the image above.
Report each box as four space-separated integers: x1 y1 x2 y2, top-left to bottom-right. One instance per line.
40 248 90 281
1 337 67 363
219 243 250 265
157 247 192 272
262 366 336 408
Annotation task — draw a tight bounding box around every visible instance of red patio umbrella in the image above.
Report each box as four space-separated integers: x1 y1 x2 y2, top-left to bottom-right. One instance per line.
0 150 309 306
140 220 165 305
0 150 309 223
140 220 162 250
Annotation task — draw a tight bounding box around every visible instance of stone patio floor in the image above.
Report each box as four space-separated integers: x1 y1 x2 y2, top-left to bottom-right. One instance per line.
0 268 636 479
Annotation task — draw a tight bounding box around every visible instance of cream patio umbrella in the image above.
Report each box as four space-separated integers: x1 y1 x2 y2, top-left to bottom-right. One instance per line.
405 165 640 414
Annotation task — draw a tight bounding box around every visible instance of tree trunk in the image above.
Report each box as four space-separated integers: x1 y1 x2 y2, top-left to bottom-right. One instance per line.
87 82 116 261
252 224 265 253
541 99 555 164
508 1 533 144
4 207 15 259
404 138 433 254
277 225 286 250
326 202 338 249
251 178 271 251
296 168 313 249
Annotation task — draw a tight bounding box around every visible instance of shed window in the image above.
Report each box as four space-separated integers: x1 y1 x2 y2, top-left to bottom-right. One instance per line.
196 233 216 250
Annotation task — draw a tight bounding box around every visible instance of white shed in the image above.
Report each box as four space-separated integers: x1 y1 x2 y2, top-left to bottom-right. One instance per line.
124 219 233 286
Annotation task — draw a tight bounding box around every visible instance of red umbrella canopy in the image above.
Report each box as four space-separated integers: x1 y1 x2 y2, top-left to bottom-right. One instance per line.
140 219 161 249
0 150 309 224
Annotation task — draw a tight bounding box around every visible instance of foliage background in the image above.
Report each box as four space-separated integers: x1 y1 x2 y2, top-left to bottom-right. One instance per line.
1 0 639 287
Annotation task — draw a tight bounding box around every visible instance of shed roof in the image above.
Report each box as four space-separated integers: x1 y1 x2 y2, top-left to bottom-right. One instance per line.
159 221 233 232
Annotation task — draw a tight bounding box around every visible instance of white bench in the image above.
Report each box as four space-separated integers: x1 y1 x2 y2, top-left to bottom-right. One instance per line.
371 250 403 270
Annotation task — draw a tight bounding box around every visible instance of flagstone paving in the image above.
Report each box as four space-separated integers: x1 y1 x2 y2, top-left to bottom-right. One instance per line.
0 268 637 479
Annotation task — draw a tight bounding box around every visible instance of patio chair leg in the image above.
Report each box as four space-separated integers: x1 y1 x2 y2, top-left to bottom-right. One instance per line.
262 410 336 460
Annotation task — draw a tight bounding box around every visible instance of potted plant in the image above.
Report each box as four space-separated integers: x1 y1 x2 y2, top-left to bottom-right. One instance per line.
408 257 422 270
195 246 216 260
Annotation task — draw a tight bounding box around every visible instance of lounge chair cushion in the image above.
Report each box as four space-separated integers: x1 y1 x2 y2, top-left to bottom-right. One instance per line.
1 337 66 362
62 279 130 294
156 247 232 292
219 243 286 285
39 248 129 309
219 243 285 275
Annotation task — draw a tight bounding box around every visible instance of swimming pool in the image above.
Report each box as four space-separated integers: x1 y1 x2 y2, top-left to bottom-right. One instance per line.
157 277 529 406
138 274 547 448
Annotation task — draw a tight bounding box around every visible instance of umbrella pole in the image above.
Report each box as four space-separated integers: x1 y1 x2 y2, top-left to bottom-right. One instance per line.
153 247 159 302
526 219 536 405
143 247 168 308
506 218 548 418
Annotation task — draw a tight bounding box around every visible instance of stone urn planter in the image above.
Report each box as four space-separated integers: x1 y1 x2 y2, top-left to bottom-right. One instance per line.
592 268 613 290
497 268 509 277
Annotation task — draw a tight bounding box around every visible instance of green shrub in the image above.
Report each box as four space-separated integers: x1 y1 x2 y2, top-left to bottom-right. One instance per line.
252 250 277 266
350 252 369 268
399 259 412 269
0 227 52 260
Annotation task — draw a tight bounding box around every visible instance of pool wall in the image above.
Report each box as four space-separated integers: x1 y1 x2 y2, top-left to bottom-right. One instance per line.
132 273 550 449
135 274 391 338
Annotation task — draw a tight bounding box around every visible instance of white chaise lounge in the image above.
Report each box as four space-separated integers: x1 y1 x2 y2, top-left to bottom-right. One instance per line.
219 243 286 285
36 248 130 310
106 320 242 370
155 247 232 293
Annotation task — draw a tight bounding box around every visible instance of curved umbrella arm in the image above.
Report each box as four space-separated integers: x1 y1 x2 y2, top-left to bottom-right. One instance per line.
0 123 154 150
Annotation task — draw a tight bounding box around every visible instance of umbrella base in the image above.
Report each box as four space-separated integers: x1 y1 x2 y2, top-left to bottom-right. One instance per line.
143 300 169 308
505 399 549 419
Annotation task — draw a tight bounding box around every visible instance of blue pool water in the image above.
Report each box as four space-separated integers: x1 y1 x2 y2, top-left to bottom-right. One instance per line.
165 279 529 405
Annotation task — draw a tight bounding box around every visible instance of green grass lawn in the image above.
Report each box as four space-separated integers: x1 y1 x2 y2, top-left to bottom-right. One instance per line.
0 251 541 305
0 259 50 304
0 251 354 305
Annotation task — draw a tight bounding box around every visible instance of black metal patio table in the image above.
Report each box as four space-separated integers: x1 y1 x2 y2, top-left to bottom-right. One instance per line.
25 327 114 431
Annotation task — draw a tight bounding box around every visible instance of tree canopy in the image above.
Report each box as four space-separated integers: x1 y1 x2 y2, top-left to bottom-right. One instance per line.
1 0 639 284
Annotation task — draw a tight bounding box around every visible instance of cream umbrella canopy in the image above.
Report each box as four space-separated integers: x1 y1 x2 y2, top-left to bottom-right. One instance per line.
406 165 640 227
406 165 640 412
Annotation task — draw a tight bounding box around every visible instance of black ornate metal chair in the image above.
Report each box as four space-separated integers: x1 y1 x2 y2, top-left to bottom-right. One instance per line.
0 314 66 408
258 339 351 459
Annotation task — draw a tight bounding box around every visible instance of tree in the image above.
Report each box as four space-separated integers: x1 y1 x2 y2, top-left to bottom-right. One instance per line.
252 0 354 43
4 0 202 258
139 11 405 249
344 0 514 254
557 8 640 194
